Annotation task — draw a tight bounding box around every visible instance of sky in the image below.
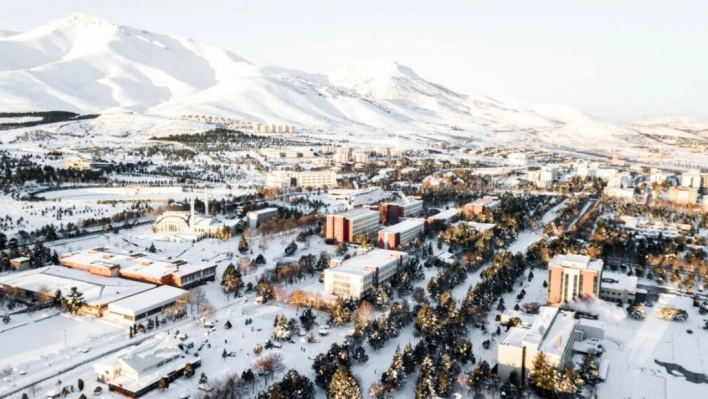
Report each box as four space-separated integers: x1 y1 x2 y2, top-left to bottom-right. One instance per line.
1 0 707 121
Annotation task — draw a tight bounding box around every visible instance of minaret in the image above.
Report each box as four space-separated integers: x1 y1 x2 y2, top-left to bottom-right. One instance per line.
189 190 195 229
204 187 209 216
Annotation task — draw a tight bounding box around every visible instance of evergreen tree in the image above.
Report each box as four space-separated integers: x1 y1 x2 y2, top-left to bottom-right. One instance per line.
415 356 436 399
529 351 557 396
238 235 249 254
579 354 601 386
53 289 63 306
436 368 452 397
221 263 242 296
274 369 315 399
557 364 583 398
381 346 406 390
61 286 86 314
402 343 416 374
77 378 84 391
414 303 438 338
329 297 352 327
148 243 156 253
199 372 208 384
157 377 169 390
284 240 298 256
273 314 293 341
299 307 316 331
328 366 361 399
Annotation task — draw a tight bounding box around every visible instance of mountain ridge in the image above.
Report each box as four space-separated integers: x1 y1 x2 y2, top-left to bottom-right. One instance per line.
1 13 707 154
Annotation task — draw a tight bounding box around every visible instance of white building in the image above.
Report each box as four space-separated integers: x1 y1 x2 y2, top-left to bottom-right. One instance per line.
105 285 188 324
265 170 337 189
527 170 554 188
497 307 583 379
603 187 635 200
426 208 461 224
606 172 633 188
334 147 350 164
260 147 316 160
246 208 278 229
681 169 703 189
352 150 369 164
599 271 644 305
507 152 528 166
152 188 237 240
323 249 406 298
94 333 198 397
649 168 666 185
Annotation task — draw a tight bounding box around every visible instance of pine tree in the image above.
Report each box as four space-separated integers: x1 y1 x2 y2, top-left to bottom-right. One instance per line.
382 346 406 390
529 351 557 395
273 314 292 341
276 369 315 399
157 377 169 390
436 368 452 397
330 297 352 327
579 354 600 386
415 356 436 399
221 263 242 296
77 378 84 391
402 343 416 374
61 286 86 314
299 307 316 331
557 364 583 398
238 235 249 254
328 366 361 399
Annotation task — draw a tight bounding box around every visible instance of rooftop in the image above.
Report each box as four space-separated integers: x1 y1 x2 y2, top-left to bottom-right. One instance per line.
601 271 638 292
247 207 278 216
380 218 425 234
428 208 460 220
108 285 187 315
539 311 578 357
340 207 379 221
549 254 603 272
0 266 154 306
332 249 406 274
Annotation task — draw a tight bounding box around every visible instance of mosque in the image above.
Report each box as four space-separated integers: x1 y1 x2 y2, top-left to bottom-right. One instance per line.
152 187 238 242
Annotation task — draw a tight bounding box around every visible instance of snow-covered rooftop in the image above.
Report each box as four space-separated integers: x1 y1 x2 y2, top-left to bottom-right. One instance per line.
107 285 187 315
380 218 424 234
549 254 603 272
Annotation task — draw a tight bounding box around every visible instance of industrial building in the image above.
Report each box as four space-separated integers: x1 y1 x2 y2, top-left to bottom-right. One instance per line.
246 207 279 229
323 249 406 298
547 254 603 305
464 196 501 215
377 218 425 250
325 208 380 243
265 170 337 189
60 247 217 289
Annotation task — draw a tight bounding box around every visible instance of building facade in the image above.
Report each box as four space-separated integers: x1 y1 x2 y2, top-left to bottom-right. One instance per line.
323 249 406 298
668 187 698 205
246 208 279 229
325 208 379 243
265 170 337 189
377 218 425 250
464 196 501 215
547 254 603 305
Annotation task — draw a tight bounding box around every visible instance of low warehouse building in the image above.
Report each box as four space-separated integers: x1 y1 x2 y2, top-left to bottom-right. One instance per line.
105 286 188 324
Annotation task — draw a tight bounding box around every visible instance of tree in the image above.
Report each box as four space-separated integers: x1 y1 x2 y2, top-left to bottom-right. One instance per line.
529 352 557 395
329 297 351 327
158 377 169 390
77 378 84 391
238 235 249 254
199 372 208 384
255 353 285 383
284 240 298 256
415 356 436 399
557 364 583 398
299 307 317 331
270 369 315 399
184 362 195 378
148 243 156 253
61 286 86 314
273 314 293 341
382 346 406 390
328 366 361 399
221 263 242 296
579 354 601 387
627 302 646 320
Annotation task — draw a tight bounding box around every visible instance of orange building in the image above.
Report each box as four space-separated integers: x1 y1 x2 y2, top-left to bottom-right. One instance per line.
326 208 379 243
547 254 603 305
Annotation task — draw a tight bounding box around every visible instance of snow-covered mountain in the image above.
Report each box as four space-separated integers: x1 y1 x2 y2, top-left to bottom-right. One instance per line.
1 13 707 153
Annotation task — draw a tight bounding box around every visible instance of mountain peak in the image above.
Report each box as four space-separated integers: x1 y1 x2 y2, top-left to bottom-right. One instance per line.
331 60 419 80
48 13 117 29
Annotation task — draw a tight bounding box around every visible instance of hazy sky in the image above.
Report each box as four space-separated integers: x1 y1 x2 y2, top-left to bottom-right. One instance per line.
2 0 707 121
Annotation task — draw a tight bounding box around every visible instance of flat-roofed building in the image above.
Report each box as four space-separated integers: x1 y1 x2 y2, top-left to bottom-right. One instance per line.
599 271 645 305
323 249 406 298
426 208 461 225
60 247 217 289
464 196 501 215
668 186 698 205
378 218 425 250
547 254 603 305
603 187 635 200
681 169 702 189
265 170 337 189
379 199 424 225
105 285 188 324
9 257 31 271
246 207 278 229
0 266 155 316
498 307 590 379
326 208 379 243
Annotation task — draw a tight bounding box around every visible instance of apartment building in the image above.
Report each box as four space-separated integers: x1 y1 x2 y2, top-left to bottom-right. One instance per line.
668 187 698 205
464 196 501 215
323 249 406 298
265 170 337 189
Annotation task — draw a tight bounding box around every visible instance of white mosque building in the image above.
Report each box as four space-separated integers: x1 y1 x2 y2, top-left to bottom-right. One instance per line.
152 187 238 242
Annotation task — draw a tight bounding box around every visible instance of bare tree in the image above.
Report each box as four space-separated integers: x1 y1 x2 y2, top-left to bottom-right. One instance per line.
356 300 374 326
254 352 284 383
